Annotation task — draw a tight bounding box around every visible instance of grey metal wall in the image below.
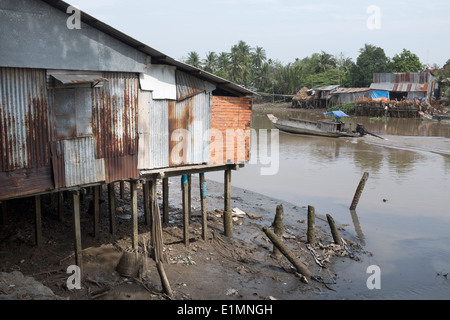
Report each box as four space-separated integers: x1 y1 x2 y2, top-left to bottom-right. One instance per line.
0 0 147 73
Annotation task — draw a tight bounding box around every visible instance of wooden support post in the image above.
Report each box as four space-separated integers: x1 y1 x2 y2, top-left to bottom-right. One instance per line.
149 178 156 229
272 204 284 258
1 201 7 226
143 181 151 226
223 169 232 237
162 178 169 224
93 186 100 238
58 192 64 221
262 226 312 278
108 183 116 235
326 214 343 246
307 205 316 245
350 172 369 210
120 181 125 199
181 175 189 247
35 195 42 247
199 173 207 240
72 191 83 276
131 180 139 250
156 261 173 298
187 174 192 219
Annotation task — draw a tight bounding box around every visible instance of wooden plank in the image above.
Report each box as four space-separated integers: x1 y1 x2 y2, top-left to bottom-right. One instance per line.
93 186 100 238
140 163 243 179
131 180 138 250
72 191 83 276
199 173 207 240
35 195 42 247
162 178 169 224
223 169 232 237
108 183 116 234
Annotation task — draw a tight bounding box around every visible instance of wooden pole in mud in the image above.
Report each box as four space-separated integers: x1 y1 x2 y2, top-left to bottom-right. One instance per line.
187 174 192 220
131 180 139 250
35 195 42 247
58 192 64 222
1 201 7 226
224 169 233 237
307 205 316 245
272 204 284 258
156 261 173 298
72 191 83 276
199 173 207 240
181 175 189 247
143 181 151 226
350 172 369 210
149 178 156 229
93 186 100 238
262 226 312 278
326 214 343 246
108 183 116 235
162 178 169 224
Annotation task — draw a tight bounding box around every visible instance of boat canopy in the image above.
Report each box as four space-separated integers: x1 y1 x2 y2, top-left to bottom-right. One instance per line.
323 110 350 122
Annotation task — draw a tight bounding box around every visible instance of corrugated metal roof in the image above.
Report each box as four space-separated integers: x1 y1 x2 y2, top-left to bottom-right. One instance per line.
333 88 370 94
40 0 255 97
316 85 340 91
373 72 434 84
370 83 429 92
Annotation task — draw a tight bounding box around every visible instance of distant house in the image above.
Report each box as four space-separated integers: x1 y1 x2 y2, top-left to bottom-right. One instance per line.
370 72 436 102
328 88 371 105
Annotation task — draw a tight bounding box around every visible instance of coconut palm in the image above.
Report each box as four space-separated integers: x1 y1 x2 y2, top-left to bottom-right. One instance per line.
185 51 201 68
202 51 218 73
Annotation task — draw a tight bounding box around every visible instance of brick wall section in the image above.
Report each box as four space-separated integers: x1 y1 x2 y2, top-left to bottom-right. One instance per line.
210 96 252 164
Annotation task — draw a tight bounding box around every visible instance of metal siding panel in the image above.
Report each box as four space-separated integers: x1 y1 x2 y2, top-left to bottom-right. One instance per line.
62 137 105 187
0 67 52 172
138 91 169 170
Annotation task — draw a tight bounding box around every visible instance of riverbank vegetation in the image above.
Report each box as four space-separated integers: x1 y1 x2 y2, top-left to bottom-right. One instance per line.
182 41 447 96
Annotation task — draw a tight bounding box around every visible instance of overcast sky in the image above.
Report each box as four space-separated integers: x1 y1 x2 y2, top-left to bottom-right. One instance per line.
70 0 450 67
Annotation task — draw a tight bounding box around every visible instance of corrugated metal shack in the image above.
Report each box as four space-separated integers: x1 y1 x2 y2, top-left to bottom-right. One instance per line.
370 72 436 102
0 0 254 272
328 88 371 105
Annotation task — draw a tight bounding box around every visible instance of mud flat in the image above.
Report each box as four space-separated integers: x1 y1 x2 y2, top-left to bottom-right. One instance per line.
0 177 368 300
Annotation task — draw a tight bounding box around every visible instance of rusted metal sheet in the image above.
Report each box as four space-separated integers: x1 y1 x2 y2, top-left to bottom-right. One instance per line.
0 67 53 172
176 70 215 101
168 92 211 167
138 91 169 170
59 137 106 187
92 71 139 182
373 72 434 84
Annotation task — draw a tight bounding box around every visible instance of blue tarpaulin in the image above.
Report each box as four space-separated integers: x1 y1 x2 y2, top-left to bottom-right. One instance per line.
323 110 350 122
371 90 389 100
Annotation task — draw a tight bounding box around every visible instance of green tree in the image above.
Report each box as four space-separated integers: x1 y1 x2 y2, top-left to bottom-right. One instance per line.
202 51 218 73
185 51 201 68
352 44 390 87
390 49 423 72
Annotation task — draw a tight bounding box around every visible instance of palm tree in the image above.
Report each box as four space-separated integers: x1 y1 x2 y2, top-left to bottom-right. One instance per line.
317 51 336 73
202 51 218 73
252 46 266 69
185 51 201 68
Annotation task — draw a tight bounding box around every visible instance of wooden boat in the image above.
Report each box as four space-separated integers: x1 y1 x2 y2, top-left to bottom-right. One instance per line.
267 114 362 138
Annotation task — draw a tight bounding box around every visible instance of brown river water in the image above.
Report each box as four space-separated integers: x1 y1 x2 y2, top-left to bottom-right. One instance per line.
209 107 450 299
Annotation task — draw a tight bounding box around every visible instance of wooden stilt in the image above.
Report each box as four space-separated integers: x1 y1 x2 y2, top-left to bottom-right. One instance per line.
181 175 189 247
120 181 125 199
131 180 139 250
272 204 284 258
108 183 116 235
58 192 64 221
72 191 83 276
162 178 169 224
326 214 343 246
199 173 207 240
35 195 42 247
143 181 151 226
149 178 156 230
223 169 232 237
307 205 316 245
93 186 100 238
350 172 369 210
187 174 192 220
1 201 7 226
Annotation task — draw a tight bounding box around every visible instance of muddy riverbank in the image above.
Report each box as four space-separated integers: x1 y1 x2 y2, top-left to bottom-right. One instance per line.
0 176 367 300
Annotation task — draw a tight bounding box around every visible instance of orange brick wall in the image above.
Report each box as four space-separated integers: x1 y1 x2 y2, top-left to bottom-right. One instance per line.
210 96 252 164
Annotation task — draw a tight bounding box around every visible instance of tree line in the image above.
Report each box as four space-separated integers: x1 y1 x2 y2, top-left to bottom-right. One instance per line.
182 41 449 95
